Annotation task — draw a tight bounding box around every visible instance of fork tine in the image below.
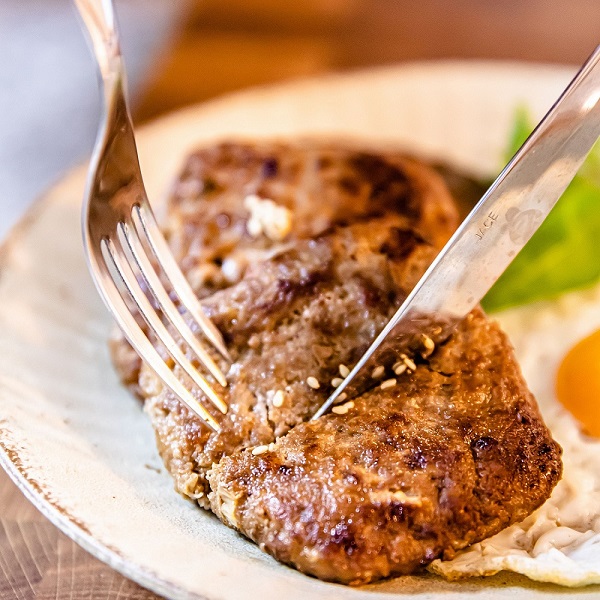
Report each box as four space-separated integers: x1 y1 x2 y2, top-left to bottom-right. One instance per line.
122 218 228 387
134 204 232 361
105 234 228 415
95 242 221 432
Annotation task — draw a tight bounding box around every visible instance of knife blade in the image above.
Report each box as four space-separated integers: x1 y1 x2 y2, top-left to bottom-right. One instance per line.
313 45 600 420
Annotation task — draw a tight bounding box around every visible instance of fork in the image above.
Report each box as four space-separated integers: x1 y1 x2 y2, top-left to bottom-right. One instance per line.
76 0 230 432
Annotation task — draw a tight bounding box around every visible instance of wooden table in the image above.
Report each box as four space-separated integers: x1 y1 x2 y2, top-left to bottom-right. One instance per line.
0 468 157 599
2 0 599 597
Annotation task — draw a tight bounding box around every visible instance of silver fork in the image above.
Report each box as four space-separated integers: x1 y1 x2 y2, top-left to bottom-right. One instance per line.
76 0 230 432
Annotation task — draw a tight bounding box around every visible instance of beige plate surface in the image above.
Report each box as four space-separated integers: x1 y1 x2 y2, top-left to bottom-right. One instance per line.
1 61 596 599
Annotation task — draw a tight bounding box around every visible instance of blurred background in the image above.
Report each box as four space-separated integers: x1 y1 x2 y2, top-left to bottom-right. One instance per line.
0 1 598 597
135 0 600 120
1 0 599 240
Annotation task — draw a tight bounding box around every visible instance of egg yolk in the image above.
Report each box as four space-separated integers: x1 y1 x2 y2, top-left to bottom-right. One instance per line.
556 328 600 438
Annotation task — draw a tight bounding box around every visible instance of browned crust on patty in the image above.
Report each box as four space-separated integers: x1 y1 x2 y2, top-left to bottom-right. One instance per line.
208 309 562 585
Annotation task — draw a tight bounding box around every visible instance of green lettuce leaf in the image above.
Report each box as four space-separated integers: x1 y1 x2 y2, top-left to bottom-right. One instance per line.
481 108 600 312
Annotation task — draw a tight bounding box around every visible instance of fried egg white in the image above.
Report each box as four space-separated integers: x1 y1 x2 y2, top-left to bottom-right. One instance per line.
429 281 600 587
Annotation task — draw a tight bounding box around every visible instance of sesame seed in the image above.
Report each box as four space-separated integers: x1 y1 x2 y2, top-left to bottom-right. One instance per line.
221 257 242 283
393 363 407 375
423 335 435 351
268 442 276 452
307 376 320 389
333 400 355 415
403 356 417 371
252 445 269 456
331 377 343 388
339 364 350 378
334 392 348 404
372 365 385 379
391 490 423 506
380 378 397 390
247 217 263 237
272 390 285 407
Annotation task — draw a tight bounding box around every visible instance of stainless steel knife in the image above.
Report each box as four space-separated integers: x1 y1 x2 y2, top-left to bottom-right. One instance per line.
313 45 600 420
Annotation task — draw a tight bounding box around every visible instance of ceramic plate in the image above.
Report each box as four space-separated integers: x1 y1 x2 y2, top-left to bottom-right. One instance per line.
1 62 595 599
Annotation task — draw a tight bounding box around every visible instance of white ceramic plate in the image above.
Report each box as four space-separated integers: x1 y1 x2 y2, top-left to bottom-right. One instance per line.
1 62 596 599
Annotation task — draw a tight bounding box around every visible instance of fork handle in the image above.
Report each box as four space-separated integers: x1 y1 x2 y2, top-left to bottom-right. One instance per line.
74 0 123 83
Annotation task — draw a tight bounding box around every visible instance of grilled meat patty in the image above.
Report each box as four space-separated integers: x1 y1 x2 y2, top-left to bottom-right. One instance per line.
110 140 561 584
111 140 459 505
209 309 562 584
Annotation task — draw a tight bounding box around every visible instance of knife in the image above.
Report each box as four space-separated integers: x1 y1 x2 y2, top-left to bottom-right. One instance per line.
313 45 600 420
